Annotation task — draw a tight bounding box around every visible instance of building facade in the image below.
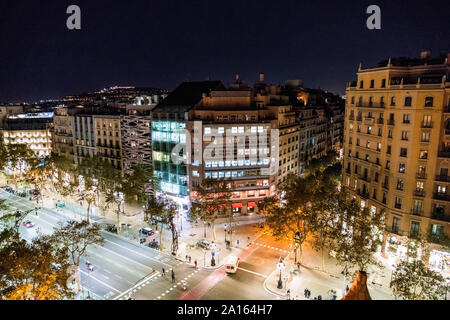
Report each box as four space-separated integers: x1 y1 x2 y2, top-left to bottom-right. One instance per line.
1 112 53 158
343 52 450 273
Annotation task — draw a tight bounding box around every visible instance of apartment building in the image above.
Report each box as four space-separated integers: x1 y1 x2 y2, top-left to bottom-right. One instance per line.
343 51 450 273
53 108 76 159
1 112 53 158
121 105 155 173
152 78 302 215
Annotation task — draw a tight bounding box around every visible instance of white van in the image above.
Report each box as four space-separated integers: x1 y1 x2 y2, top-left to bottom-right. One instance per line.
225 255 240 274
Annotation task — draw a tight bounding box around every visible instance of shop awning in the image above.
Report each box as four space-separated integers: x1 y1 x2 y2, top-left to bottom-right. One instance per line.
232 203 243 209
247 202 257 208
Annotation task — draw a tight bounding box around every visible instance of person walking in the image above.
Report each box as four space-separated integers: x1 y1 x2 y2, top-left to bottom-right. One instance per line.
171 270 175 283
304 289 308 298
194 260 198 269
162 267 165 276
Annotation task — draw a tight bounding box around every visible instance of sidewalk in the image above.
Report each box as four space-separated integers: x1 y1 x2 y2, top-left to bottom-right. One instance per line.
39 188 266 272
263 241 396 300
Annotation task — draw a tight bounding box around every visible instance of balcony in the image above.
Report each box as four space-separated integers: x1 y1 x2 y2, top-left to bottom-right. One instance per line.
364 117 375 125
356 189 370 199
411 209 423 217
382 183 389 190
445 129 450 135
356 117 363 122
435 175 450 182
438 151 450 158
387 119 395 126
349 115 355 121
421 122 433 128
416 173 427 179
431 211 450 222
356 103 385 109
377 118 384 125
359 175 371 183
433 193 450 202
414 189 425 197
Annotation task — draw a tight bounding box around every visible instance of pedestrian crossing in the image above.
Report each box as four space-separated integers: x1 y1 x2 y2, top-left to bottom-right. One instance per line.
254 242 290 255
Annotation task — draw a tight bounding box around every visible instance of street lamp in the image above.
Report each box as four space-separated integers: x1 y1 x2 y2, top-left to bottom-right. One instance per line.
203 221 207 238
277 259 285 289
203 249 207 267
224 224 227 242
210 242 216 267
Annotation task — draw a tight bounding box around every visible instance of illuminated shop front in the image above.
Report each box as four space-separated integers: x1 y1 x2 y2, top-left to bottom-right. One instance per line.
384 236 422 264
429 250 450 279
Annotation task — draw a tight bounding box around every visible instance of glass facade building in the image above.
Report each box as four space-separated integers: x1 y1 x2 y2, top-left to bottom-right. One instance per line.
152 120 188 196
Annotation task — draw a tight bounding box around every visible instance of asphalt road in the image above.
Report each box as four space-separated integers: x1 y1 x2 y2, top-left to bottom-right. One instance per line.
0 188 288 301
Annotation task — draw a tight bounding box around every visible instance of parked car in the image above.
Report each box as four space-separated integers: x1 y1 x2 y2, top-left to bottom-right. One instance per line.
105 224 118 233
196 239 211 250
147 240 159 249
22 220 34 228
140 228 155 236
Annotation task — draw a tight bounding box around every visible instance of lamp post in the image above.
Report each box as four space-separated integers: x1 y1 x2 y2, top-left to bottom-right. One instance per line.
203 221 207 238
203 249 207 267
224 224 227 242
277 259 285 289
210 242 216 266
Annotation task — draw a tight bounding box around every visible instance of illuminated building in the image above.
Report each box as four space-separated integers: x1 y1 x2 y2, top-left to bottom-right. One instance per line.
343 51 450 273
1 112 53 157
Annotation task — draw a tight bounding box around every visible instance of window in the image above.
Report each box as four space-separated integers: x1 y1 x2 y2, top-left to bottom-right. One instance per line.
390 96 396 106
392 217 400 233
394 197 402 210
359 80 364 89
386 160 390 169
401 131 409 141
397 179 404 191
425 96 434 107
410 221 420 238
388 129 393 139
403 114 410 123
387 145 392 154
399 163 406 173
404 97 412 106
416 181 424 191
422 115 432 127
421 131 430 142
419 150 428 160
381 79 386 88
351 96 355 104
204 127 211 135
370 80 374 88
400 148 408 157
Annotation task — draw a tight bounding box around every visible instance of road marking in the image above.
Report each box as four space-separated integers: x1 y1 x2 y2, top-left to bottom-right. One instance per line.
103 239 173 268
238 267 268 278
79 269 122 294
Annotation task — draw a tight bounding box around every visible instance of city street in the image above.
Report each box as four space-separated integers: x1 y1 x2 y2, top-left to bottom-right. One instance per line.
0 188 398 300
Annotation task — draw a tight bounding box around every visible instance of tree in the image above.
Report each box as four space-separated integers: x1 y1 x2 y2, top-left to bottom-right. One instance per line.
329 191 386 299
0 226 74 300
190 178 232 242
390 260 447 300
146 196 178 252
265 173 325 263
52 220 104 293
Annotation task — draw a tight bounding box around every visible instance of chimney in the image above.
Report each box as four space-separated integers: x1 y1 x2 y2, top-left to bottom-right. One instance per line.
259 72 265 83
420 49 431 59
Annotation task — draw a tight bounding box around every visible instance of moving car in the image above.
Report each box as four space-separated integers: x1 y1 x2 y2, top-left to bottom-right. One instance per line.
225 255 240 274
22 220 34 228
196 239 211 250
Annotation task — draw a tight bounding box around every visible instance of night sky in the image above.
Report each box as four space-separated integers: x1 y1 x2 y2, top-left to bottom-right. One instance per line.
0 0 448 103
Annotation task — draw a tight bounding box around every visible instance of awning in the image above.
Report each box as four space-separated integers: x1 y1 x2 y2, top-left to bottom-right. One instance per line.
232 203 243 209
247 202 257 208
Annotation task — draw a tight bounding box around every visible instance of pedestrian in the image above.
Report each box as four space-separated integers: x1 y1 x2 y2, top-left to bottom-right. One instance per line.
286 289 291 300
171 270 175 283
318 295 322 300
162 267 165 276
185 254 188 261
304 289 307 298
346 285 349 293
236 239 240 247
194 260 197 269
189 256 192 263
297 262 301 270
